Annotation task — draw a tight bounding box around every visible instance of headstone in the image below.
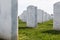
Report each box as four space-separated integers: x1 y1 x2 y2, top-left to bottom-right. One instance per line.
44 12 48 21
47 14 51 21
0 0 17 40
19 11 27 22
27 6 37 27
53 2 60 30
37 9 43 23
43 12 47 22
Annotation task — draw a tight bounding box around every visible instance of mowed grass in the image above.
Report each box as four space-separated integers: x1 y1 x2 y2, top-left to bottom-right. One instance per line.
18 19 60 40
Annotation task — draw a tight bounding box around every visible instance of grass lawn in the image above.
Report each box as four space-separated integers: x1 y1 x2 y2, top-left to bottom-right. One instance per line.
18 19 60 40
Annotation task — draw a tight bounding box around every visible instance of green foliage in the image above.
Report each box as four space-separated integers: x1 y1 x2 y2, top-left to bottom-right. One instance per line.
18 19 60 40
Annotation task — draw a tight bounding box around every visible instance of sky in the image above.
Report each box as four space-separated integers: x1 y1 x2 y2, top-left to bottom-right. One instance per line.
18 0 60 16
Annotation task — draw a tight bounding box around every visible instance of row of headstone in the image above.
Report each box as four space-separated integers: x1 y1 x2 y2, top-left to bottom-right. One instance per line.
0 1 59 39
0 0 17 40
19 7 52 23
19 1 60 30
19 5 53 27
0 1 60 40
37 9 52 23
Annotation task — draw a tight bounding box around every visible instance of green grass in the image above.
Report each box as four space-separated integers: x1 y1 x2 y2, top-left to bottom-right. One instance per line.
18 19 60 40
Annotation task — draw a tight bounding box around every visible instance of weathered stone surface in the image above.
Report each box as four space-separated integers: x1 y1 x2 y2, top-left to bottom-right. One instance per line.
27 6 37 27
53 2 60 30
0 0 17 40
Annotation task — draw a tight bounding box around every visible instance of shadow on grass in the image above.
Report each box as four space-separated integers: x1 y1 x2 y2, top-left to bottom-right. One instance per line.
18 27 33 30
42 30 60 35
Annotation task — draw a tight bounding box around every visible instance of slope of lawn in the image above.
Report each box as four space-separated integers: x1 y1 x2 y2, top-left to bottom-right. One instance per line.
18 19 60 40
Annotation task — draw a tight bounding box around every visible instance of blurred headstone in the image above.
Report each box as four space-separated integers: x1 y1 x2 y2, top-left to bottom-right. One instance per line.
53 2 60 30
37 9 43 23
0 0 17 40
27 5 37 27
19 11 27 22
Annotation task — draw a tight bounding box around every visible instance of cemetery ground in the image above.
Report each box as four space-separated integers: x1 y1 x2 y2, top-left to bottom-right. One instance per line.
18 19 60 40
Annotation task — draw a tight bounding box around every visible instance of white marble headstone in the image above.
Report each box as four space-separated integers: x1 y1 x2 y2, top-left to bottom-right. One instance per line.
19 11 27 22
43 12 47 22
37 9 43 23
27 6 37 27
0 0 17 40
47 14 51 21
53 2 60 30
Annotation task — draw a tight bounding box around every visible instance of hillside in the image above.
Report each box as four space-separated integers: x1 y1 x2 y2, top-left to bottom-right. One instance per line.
18 19 60 40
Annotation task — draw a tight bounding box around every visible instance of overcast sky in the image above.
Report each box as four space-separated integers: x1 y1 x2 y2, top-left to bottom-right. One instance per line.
18 0 60 16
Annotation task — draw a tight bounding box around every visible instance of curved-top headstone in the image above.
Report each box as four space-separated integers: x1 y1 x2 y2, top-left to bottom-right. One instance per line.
53 2 60 30
27 5 37 27
0 0 17 40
